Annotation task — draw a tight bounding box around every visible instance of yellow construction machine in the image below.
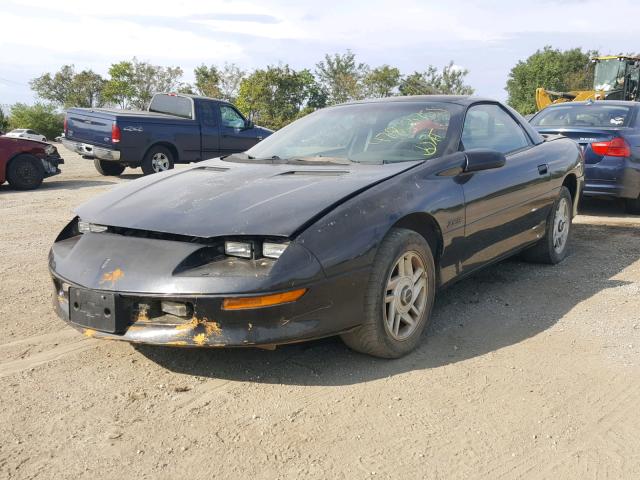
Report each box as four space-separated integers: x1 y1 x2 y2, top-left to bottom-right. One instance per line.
536 55 640 110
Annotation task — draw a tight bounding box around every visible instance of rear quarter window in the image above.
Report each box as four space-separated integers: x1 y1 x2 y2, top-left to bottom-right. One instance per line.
149 94 194 119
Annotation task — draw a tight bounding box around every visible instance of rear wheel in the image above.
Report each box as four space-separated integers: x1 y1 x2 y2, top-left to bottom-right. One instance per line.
340 228 436 358
625 196 640 215
6 154 44 190
141 146 174 175
522 186 573 264
94 159 125 176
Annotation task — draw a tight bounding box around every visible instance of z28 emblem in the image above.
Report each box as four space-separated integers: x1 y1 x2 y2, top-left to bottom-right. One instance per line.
447 217 463 229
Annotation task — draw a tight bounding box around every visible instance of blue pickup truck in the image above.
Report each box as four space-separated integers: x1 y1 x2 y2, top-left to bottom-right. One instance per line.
62 93 273 176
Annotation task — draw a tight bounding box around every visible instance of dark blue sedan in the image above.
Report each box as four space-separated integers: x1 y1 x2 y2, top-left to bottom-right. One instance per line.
530 101 640 213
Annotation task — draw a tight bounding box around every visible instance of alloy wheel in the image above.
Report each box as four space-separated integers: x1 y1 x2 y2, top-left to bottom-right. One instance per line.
553 197 570 254
151 152 170 172
383 251 428 341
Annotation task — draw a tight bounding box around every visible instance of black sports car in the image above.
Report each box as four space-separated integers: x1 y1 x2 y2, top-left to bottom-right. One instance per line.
49 96 584 358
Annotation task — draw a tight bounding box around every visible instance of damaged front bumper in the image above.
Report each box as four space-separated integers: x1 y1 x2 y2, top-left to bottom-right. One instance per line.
42 153 64 178
48 229 366 348
50 273 362 348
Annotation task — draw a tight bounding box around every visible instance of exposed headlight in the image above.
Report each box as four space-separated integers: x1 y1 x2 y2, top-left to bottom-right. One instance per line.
225 241 253 258
160 300 192 318
262 242 289 259
78 220 108 234
58 282 71 301
45 144 56 155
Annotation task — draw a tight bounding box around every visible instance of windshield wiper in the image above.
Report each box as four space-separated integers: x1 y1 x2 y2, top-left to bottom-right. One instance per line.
223 153 280 163
246 155 282 162
229 154 353 165
282 156 352 165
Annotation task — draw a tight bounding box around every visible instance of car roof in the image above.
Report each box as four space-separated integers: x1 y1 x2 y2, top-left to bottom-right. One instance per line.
159 92 226 103
340 95 497 107
543 100 639 109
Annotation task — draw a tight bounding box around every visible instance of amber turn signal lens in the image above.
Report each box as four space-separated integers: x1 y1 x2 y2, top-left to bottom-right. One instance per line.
222 289 307 310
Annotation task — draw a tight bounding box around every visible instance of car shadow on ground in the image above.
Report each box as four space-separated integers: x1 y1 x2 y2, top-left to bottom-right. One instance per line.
136 216 639 386
40 179 118 190
119 173 144 180
0 179 117 193
579 196 633 219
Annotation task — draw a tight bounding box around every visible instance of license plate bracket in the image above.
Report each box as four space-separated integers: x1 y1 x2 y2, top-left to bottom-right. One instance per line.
69 288 128 333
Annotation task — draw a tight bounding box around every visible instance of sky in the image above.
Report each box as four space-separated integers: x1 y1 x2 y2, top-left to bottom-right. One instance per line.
1 0 640 107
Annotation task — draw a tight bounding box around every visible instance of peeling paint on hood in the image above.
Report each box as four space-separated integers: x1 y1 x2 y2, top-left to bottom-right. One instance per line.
76 157 421 238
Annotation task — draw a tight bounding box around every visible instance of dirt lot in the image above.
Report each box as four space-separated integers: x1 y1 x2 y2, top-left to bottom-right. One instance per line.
1 149 639 479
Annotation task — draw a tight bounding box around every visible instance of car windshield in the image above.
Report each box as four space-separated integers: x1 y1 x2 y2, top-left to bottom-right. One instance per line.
531 104 633 128
243 102 459 164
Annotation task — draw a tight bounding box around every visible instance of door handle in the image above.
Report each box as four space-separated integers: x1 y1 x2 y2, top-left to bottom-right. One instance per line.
537 164 548 175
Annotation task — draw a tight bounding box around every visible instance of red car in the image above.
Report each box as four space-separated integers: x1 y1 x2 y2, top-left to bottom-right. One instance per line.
0 136 63 190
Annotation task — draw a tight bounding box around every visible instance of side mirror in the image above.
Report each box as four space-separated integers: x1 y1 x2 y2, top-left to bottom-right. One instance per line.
464 149 506 173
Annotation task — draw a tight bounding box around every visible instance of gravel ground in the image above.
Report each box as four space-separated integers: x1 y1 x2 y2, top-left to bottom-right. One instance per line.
1 149 639 479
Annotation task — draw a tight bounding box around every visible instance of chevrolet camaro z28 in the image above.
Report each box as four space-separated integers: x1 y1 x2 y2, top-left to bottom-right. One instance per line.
49 96 584 358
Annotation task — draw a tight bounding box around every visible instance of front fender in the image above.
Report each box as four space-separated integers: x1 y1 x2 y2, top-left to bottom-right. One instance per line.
296 162 465 282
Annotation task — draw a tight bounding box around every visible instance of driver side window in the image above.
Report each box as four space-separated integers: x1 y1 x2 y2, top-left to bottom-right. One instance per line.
220 105 245 129
461 104 530 154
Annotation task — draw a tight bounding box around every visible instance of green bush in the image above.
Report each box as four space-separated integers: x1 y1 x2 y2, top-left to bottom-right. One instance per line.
0 106 9 132
8 103 64 140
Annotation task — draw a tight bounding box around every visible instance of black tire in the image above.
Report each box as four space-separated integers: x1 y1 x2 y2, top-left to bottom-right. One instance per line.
522 186 573 264
340 228 436 358
625 196 640 215
141 145 175 176
6 154 44 190
94 159 125 176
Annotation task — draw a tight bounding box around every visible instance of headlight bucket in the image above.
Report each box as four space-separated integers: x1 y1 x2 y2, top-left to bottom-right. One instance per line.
224 241 253 258
224 240 289 259
78 220 108 234
262 242 288 259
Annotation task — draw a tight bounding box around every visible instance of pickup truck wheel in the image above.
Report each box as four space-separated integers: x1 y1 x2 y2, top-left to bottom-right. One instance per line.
142 146 174 175
94 159 125 176
6 154 44 190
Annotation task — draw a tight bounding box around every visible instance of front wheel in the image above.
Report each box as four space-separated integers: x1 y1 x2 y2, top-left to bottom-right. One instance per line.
141 146 174 175
94 159 125 176
341 228 436 358
522 186 573 264
6 154 44 190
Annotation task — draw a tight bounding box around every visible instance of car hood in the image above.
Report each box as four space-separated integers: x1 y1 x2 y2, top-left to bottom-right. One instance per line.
0 135 47 147
76 158 420 238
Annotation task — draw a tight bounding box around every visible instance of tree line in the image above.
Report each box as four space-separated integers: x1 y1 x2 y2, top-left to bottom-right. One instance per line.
0 46 606 138
24 51 474 130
